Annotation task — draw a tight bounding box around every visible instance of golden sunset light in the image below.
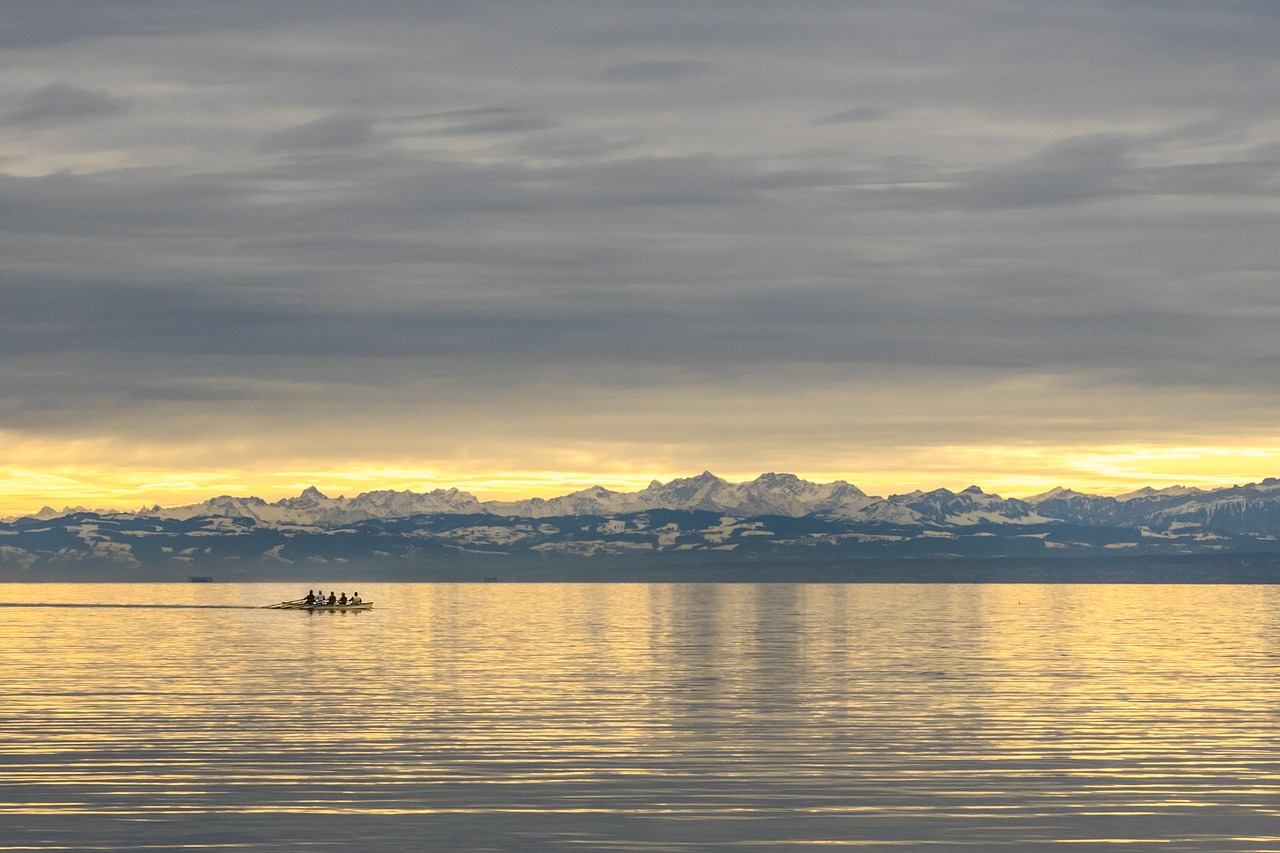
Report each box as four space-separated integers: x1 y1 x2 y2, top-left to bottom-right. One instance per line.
7 6 1280 852
6 434 1280 518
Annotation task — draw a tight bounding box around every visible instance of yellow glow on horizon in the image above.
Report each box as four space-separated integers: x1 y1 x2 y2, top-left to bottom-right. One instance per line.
793 443 1280 499
4 430 1280 517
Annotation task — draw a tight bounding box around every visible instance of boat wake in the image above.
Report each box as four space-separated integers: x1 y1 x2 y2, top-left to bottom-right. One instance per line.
0 602 270 610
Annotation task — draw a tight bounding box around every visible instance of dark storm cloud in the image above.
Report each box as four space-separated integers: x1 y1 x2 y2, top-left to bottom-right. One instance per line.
4 0 1280 448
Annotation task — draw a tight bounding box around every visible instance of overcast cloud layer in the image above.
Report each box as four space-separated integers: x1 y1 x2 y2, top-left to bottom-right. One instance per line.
4 1 1280 507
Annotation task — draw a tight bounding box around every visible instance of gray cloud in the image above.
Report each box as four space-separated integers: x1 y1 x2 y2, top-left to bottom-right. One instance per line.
421 109 558 137
598 60 710 83
957 134 1137 209
4 1 1280 482
4 82 129 125
259 114 375 151
816 106 890 125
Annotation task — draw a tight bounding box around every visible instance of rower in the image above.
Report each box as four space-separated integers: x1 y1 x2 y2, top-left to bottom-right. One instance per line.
338 592 348 605
304 590 316 605
327 591 337 606
350 591 361 604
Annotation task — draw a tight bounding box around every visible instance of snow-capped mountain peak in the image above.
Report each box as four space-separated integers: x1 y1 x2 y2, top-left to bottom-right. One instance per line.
1115 485 1203 501
1024 486 1099 503
30 473 1280 541
126 472 882 524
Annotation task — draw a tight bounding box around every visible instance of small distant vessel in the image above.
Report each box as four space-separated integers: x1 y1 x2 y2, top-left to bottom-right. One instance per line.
189 576 214 583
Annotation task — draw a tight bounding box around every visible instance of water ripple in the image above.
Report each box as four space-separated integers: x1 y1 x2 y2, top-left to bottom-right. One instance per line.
1 582 1279 851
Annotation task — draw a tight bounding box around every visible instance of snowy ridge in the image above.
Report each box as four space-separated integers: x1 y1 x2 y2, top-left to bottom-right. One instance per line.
10 474 1280 575
132 472 878 525
856 486 1053 527
11 474 1280 536
150 485 484 525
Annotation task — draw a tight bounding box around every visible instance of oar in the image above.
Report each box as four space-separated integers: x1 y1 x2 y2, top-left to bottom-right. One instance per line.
266 597 310 609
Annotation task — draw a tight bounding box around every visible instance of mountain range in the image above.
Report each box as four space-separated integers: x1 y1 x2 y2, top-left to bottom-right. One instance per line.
6 472 1280 580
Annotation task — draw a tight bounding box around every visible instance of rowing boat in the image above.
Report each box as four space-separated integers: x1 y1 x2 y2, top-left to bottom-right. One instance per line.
268 599 373 611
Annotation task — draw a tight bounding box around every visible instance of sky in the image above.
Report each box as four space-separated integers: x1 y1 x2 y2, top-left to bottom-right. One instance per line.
4 1 1280 515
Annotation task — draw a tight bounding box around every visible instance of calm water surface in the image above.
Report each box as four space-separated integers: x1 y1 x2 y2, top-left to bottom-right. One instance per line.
2 582 1279 851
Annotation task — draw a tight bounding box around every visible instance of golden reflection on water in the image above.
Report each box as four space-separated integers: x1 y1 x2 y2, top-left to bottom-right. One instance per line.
1 582 1279 851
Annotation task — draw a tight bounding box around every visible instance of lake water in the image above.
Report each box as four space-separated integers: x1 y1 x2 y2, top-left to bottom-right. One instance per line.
2 582 1279 851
